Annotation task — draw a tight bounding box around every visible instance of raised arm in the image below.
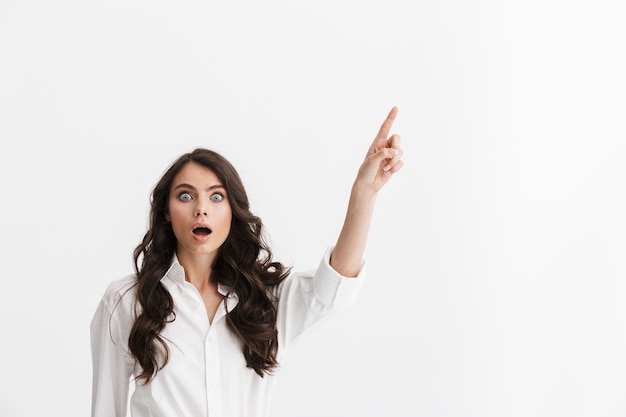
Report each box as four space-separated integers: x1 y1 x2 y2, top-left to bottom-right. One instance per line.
330 106 404 277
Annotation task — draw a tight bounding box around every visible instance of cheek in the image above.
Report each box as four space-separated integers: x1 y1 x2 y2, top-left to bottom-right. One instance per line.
220 206 233 230
167 202 188 223
225 215 233 232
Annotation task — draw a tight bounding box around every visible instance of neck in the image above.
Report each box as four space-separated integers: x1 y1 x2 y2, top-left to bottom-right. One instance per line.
176 250 218 290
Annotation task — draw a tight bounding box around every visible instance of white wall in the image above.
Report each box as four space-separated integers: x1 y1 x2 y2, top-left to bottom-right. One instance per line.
1 0 624 416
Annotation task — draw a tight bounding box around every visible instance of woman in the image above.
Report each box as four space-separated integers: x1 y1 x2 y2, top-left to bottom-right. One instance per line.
90 107 404 417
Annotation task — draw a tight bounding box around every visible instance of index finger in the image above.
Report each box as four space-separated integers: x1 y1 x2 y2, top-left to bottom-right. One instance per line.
376 106 398 140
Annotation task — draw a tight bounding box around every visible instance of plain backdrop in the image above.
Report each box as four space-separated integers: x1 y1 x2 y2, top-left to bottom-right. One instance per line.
0 0 625 416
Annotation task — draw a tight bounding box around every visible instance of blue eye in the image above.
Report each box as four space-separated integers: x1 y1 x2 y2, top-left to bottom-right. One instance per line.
178 192 192 202
211 193 224 202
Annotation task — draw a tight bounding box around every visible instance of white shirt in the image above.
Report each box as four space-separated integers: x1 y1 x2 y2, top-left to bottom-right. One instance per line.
90 247 364 417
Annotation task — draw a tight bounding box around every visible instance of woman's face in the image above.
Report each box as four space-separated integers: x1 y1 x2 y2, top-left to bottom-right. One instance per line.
166 162 232 259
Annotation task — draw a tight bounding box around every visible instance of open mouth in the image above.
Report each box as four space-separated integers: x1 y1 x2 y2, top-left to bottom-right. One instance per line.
192 226 212 235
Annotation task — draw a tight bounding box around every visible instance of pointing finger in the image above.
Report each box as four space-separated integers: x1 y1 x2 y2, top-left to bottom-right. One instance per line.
370 106 399 154
376 106 398 139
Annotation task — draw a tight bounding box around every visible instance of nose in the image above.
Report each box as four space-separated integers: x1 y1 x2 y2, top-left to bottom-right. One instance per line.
194 201 208 217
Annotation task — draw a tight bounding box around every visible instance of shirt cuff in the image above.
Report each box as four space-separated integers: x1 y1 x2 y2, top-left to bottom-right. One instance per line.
313 246 366 309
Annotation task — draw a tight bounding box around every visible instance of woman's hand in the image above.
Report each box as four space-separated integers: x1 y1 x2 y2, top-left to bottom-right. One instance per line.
353 106 404 194
330 106 404 277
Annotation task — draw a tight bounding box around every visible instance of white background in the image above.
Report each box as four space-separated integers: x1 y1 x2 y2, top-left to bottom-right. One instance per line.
1 0 625 416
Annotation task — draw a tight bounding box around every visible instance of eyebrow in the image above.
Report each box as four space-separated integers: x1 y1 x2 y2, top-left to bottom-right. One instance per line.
173 183 226 192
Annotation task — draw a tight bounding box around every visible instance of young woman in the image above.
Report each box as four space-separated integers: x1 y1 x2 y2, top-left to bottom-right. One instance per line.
90 107 404 417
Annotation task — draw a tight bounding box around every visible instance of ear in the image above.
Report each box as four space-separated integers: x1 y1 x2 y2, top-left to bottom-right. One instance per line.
165 210 171 222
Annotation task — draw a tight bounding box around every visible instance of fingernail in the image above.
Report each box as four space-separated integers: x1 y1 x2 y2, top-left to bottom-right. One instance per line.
383 164 391 172
390 149 399 155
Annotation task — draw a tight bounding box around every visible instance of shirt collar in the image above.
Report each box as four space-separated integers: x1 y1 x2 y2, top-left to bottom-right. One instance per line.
162 254 185 283
162 254 239 311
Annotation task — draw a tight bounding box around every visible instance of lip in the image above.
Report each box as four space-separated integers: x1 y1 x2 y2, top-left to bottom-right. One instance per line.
191 222 213 242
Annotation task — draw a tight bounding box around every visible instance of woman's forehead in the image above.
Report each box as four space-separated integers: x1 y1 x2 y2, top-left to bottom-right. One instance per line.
172 162 222 188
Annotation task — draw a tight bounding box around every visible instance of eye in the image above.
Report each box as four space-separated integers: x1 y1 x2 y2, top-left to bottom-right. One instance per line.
178 192 192 202
211 193 224 202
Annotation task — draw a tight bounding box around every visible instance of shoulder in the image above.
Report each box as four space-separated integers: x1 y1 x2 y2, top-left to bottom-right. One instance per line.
91 275 139 348
99 274 138 314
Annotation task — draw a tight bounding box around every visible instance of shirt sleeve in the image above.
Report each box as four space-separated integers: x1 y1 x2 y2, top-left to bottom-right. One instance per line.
90 280 136 417
275 246 366 349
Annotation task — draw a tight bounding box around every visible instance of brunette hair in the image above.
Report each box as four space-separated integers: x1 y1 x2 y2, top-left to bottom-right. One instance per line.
128 148 290 383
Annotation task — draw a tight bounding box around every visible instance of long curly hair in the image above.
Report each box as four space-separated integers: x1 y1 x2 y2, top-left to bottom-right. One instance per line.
128 148 290 383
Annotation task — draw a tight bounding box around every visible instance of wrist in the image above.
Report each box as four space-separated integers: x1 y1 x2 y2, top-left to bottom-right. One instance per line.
350 180 379 202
